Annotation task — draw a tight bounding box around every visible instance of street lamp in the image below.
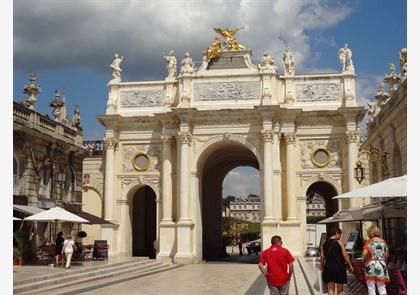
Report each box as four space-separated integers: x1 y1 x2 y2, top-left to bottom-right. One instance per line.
354 160 365 184
55 169 66 187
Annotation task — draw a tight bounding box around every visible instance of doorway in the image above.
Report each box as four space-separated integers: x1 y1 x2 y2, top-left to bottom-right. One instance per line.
132 186 156 258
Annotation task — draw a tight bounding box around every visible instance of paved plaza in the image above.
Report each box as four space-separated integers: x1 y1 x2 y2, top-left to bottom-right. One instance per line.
13 250 355 295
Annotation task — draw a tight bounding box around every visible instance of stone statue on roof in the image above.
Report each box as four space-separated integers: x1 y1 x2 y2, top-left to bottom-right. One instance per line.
180 52 196 75
110 53 123 82
162 50 177 79
258 50 277 72
282 46 295 76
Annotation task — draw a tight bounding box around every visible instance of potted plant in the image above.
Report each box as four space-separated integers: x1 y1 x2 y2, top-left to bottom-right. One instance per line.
13 230 27 265
77 231 87 240
13 247 21 265
76 231 87 253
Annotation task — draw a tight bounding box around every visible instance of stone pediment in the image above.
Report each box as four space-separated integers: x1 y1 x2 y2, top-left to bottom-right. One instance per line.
197 50 258 73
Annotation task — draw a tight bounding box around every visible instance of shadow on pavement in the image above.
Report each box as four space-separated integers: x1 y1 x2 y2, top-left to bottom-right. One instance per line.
204 253 260 264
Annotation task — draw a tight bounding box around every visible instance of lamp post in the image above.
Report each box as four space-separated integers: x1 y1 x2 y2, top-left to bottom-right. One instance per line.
55 169 66 188
354 160 365 184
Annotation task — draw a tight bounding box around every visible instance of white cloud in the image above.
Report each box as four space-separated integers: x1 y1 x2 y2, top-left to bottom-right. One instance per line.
13 0 353 79
223 167 259 198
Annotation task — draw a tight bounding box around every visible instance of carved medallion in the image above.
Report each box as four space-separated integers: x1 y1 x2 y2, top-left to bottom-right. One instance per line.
311 146 331 168
132 151 151 171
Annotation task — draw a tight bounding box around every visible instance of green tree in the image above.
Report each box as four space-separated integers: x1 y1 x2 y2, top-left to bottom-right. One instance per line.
247 194 259 198
306 216 326 224
222 195 236 207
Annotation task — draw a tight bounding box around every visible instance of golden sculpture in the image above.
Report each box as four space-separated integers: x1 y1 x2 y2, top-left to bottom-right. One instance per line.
205 36 222 60
205 27 245 61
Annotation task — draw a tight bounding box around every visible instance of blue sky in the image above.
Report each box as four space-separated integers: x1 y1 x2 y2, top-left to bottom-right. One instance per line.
8 0 410 199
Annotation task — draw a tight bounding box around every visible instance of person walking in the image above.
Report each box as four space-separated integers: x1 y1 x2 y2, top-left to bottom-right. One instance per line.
54 231 64 267
362 225 390 295
258 235 295 295
238 240 243 255
320 227 354 295
62 234 77 269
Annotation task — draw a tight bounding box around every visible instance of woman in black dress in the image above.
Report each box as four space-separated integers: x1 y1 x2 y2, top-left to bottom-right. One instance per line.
319 227 354 295
55 231 64 267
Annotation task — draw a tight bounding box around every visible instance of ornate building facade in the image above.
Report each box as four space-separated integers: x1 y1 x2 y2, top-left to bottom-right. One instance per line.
355 48 407 248
13 75 87 260
83 30 366 264
229 196 262 222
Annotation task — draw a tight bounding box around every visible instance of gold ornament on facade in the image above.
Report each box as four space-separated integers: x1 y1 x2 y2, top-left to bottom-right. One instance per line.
311 146 331 168
205 27 245 61
132 151 151 171
358 147 390 178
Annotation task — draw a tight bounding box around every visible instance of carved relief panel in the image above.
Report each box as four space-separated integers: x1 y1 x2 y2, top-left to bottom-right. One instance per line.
300 139 342 169
122 144 160 172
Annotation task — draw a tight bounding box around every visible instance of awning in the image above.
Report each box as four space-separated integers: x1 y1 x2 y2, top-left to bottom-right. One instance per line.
73 211 114 225
332 175 407 199
317 210 361 224
13 204 45 216
362 200 407 220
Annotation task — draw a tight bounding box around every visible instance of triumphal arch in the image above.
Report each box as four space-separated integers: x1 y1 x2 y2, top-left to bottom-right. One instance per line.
96 28 365 264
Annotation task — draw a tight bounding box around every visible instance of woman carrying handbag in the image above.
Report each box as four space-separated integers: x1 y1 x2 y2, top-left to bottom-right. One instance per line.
320 227 354 295
62 234 77 269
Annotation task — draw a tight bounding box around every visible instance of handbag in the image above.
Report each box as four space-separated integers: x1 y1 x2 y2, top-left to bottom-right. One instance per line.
313 270 328 293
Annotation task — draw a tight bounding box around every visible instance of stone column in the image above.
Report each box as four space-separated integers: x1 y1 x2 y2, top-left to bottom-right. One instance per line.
104 137 118 221
346 130 359 208
178 131 191 221
285 132 298 220
161 135 174 223
261 130 275 220
175 131 194 264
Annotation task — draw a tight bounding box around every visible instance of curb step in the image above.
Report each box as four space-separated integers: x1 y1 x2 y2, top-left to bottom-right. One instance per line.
14 258 178 294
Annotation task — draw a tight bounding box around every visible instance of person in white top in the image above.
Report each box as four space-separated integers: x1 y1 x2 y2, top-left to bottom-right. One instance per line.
62 234 77 269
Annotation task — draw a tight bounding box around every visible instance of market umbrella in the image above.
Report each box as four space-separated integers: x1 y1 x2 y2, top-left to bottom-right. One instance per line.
317 210 361 224
332 175 407 199
24 207 90 239
24 207 90 223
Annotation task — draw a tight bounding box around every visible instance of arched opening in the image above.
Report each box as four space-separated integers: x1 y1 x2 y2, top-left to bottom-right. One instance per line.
200 142 259 260
132 186 157 258
222 167 260 254
306 182 338 235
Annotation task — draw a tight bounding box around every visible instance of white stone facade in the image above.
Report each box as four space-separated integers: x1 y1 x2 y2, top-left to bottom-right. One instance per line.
85 43 366 264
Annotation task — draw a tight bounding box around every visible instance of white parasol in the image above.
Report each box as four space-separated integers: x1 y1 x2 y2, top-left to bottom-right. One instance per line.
332 175 407 199
24 207 90 223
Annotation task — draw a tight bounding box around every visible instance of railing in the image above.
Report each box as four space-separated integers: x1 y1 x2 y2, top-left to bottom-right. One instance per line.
83 140 106 156
13 102 83 145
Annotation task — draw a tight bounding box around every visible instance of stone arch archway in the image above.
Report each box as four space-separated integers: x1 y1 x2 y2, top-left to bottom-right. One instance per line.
193 138 261 260
303 176 340 234
130 185 157 258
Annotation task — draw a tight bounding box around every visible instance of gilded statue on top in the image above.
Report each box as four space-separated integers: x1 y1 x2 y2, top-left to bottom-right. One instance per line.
205 27 245 61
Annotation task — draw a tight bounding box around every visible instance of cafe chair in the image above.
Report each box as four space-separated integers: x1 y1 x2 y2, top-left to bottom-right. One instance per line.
389 268 407 295
349 260 368 295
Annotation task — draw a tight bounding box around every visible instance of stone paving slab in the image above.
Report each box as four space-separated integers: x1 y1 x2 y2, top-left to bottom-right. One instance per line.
13 254 356 295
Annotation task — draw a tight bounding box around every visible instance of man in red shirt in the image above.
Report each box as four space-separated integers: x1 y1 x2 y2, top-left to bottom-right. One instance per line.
258 235 295 295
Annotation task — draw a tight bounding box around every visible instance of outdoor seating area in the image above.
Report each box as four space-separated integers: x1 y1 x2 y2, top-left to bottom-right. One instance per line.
35 243 103 265
36 244 55 265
